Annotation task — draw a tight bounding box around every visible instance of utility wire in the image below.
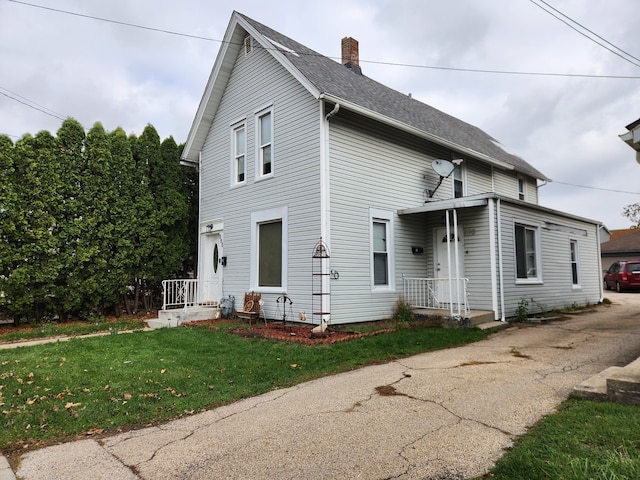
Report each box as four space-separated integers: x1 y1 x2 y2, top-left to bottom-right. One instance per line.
529 0 640 69
8 0 640 80
550 180 640 196
0 87 67 121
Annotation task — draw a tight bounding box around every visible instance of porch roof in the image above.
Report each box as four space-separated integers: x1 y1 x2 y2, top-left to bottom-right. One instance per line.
398 193 601 229
398 193 490 215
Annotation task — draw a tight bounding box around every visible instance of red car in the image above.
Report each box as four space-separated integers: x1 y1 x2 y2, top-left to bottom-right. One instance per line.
604 261 640 292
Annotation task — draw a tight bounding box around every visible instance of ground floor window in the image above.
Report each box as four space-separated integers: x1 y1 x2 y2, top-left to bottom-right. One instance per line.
370 208 395 290
570 240 580 286
251 206 287 292
515 222 540 282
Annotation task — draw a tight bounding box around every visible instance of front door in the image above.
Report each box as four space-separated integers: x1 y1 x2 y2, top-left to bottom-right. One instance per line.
199 232 223 306
435 227 465 306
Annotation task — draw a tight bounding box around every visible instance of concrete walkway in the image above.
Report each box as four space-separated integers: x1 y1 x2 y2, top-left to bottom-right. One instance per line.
6 292 640 479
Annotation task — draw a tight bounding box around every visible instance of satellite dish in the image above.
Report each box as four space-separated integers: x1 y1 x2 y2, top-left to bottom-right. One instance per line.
431 159 456 178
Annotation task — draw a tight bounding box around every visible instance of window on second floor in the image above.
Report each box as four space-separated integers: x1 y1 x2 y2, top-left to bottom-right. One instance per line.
453 165 464 198
256 107 273 178
518 178 526 201
231 122 246 185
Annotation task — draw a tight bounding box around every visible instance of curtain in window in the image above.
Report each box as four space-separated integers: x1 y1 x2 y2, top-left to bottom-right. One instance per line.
258 220 282 287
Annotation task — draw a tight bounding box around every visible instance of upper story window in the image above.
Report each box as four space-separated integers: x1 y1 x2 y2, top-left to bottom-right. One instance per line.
231 121 246 185
453 165 464 198
256 107 273 179
514 222 541 283
518 178 526 201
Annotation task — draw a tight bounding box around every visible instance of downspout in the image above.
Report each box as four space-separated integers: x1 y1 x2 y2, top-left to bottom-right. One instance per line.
320 102 337 317
497 199 506 321
488 198 498 320
197 151 203 280
597 224 604 303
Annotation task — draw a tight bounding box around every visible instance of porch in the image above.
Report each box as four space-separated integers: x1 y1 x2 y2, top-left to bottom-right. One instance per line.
402 276 496 327
147 277 496 329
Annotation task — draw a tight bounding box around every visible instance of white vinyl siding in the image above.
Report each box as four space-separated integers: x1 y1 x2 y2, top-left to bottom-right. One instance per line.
199 39 320 319
497 202 600 317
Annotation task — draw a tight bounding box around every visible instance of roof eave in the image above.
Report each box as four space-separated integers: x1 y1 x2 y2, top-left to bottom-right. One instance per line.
320 93 551 178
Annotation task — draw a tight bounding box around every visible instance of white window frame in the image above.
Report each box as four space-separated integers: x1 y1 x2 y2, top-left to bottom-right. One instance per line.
514 220 542 284
517 177 526 201
570 239 580 288
230 120 247 187
452 164 465 198
255 105 274 180
369 208 395 291
250 206 287 293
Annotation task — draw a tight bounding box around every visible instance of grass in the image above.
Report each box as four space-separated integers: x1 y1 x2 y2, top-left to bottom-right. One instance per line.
0 316 147 343
481 398 640 480
0 320 487 454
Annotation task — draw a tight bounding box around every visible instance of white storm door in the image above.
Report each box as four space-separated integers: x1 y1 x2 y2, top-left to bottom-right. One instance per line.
200 233 223 306
435 227 464 306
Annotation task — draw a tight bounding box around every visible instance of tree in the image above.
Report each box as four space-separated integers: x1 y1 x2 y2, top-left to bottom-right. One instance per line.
622 203 640 228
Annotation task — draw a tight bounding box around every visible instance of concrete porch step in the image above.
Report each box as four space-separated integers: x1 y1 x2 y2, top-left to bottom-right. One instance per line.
573 356 640 405
412 309 496 327
146 306 219 329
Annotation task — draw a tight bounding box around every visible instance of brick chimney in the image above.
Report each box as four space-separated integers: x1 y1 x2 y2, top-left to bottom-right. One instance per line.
341 36 362 74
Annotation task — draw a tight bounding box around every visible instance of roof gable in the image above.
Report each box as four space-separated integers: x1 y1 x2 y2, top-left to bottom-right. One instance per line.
183 12 550 181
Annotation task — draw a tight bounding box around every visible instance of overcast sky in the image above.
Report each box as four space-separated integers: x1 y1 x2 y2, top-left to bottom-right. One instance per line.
2 0 640 229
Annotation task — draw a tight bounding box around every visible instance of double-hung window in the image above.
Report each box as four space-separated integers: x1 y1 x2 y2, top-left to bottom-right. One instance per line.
370 209 395 290
453 165 464 198
231 121 246 185
517 178 526 201
256 107 273 178
570 240 580 287
250 206 287 292
514 222 541 282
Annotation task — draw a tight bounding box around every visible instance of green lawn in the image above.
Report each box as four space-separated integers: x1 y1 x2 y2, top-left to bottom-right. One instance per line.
0 321 486 453
481 398 640 480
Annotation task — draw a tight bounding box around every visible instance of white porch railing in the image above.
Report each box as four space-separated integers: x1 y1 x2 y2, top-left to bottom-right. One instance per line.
161 279 220 310
403 276 470 319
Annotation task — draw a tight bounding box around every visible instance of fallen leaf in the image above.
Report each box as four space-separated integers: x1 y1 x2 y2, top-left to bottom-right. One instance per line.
86 428 104 436
160 369 166 374
290 364 298 369
123 393 132 400
65 402 81 409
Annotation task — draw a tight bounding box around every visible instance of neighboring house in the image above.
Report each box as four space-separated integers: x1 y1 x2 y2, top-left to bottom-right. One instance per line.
600 225 611 244
620 117 640 164
600 229 640 273
160 11 603 326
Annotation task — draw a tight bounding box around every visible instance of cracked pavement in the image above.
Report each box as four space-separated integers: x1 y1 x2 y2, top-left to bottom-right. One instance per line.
15 292 640 480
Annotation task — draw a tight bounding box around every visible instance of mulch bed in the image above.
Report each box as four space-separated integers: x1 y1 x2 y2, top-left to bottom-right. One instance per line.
184 318 395 345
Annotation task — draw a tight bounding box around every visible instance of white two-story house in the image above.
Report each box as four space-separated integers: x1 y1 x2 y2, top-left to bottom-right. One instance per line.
157 11 603 327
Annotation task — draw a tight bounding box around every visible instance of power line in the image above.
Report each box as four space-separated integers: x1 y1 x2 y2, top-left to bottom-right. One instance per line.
529 0 640 69
8 0 640 80
550 180 640 196
0 87 67 121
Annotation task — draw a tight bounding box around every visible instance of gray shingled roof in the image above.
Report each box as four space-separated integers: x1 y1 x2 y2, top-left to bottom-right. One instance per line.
601 229 640 254
239 12 549 181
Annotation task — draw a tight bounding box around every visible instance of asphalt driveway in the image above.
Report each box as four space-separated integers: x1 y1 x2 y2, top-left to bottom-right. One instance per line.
14 291 640 480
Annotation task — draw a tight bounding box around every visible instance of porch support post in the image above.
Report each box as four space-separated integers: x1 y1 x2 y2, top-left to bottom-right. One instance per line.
453 208 461 317
445 210 453 318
